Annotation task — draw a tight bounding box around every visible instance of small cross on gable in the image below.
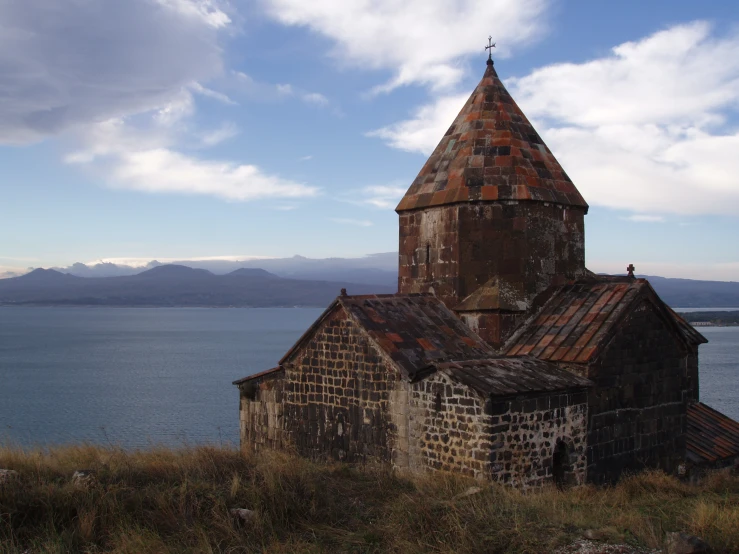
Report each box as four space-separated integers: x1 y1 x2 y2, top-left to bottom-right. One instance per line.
627 264 635 278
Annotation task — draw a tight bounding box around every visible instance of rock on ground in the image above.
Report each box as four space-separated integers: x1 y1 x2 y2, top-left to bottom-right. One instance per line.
0 469 19 485
72 469 97 488
554 539 660 554
663 532 712 554
229 508 257 524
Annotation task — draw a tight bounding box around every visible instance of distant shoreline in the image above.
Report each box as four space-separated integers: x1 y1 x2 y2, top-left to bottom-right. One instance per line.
675 310 739 327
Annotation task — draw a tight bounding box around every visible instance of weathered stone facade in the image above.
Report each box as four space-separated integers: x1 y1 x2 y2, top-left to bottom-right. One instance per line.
281 307 396 462
398 202 586 323
238 369 285 452
236 295 590 488
585 301 690 484
233 59 726 488
400 373 588 487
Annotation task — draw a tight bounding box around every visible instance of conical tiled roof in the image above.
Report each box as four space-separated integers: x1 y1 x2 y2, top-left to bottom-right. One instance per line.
396 61 588 212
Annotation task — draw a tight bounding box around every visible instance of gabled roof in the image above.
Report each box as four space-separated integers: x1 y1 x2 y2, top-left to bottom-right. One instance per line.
396 61 587 213
232 366 283 386
435 357 592 398
505 276 706 364
280 293 494 379
687 402 739 465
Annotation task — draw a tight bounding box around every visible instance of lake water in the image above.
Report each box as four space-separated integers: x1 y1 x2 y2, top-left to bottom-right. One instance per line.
0 307 737 449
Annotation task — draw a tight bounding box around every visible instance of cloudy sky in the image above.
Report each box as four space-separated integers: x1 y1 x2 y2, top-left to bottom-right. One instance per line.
2 0 739 280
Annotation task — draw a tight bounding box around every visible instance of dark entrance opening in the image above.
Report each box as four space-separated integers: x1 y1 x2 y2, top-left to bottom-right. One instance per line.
552 440 571 489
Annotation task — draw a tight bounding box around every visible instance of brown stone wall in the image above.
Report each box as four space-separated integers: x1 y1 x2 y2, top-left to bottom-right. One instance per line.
282 307 399 463
586 301 689 484
398 201 585 315
457 202 585 305
398 205 460 307
487 391 588 488
238 373 285 453
402 372 588 487
403 373 493 479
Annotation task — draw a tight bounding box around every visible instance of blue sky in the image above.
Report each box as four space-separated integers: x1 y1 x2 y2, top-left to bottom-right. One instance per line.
2 0 739 280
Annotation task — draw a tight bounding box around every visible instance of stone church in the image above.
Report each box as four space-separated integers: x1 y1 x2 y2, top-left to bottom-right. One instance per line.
234 56 739 487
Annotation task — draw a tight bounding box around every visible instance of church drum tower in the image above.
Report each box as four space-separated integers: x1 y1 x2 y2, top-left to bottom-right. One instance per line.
396 57 589 348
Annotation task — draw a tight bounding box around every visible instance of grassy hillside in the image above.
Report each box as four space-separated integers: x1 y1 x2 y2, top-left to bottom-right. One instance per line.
0 445 737 553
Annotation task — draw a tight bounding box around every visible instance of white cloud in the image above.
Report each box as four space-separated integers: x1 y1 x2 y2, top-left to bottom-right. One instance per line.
276 83 329 106
509 22 739 128
331 218 374 227
276 84 294 96
0 0 226 144
153 91 196 127
622 215 665 223
154 0 231 29
88 256 274 268
508 23 739 216
371 22 739 216
66 113 319 202
2 0 317 206
359 185 408 209
261 0 548 92
367 94 467 154
302 92 329 107
200 123 240 146
298 155 313 161
0 267 28 279
233 73 330 107
190 82 237 105
74 143 319 202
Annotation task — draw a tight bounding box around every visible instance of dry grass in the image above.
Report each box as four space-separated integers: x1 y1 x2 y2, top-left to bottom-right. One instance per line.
0 445 737 553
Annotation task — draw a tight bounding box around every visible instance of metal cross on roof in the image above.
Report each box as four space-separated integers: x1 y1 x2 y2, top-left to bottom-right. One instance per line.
627 264 635 278
485 36 496 63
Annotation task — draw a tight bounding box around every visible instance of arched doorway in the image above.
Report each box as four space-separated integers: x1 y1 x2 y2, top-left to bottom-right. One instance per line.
552 440 572 489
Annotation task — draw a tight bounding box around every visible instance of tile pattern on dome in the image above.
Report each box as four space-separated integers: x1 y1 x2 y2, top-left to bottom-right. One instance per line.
397 62 588 212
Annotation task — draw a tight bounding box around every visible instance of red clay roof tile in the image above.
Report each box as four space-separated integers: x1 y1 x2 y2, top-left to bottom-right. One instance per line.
506 276 707 364
396 62 588 213
687 402 739 464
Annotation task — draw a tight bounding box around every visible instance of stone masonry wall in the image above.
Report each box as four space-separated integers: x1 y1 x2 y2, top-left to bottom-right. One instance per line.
487 391 588 488
398 371 588 488
586 301 689 484
282 307 399 463
239 373 285 452
403 373 493 479
457 202 585 307
399 201 585 314
398 205 459 308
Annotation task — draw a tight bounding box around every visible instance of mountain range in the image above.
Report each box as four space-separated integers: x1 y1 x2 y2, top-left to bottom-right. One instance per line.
31 253 400 286
1 253 738 308
0 265 395 307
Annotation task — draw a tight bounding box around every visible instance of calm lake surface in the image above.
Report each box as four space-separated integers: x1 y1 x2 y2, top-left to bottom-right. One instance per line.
0 307 737 448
